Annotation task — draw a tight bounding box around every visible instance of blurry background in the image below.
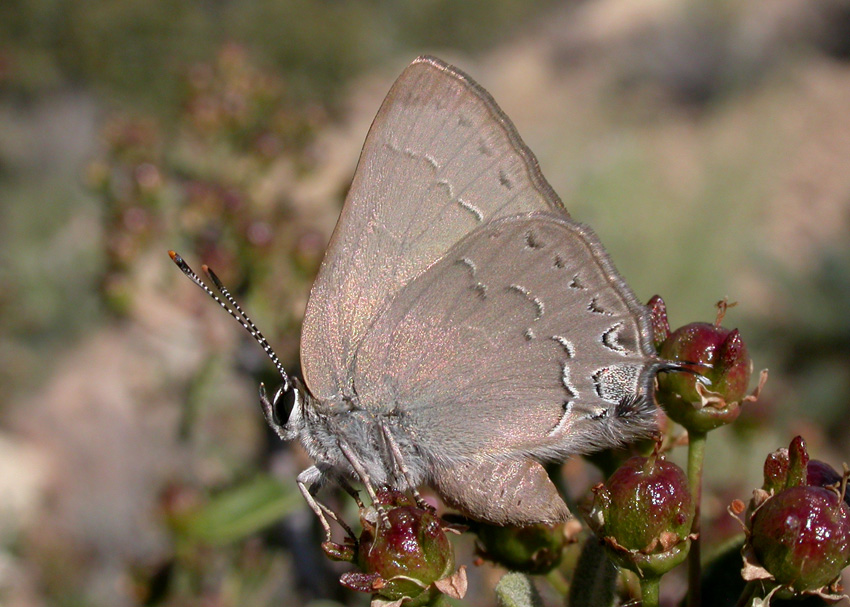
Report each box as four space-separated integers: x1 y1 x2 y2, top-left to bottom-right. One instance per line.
2 0 850 605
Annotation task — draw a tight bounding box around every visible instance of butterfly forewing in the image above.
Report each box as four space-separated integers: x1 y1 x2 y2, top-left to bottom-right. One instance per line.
301 56 567 400
352 213 659 463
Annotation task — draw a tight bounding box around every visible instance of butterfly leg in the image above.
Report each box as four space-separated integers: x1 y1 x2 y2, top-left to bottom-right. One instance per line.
336 476 365 509
296 466 355 542
337 439 389 527
259 383 287 439
380 423 432 512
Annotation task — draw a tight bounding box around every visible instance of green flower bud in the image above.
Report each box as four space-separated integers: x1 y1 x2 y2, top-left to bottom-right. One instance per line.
471 521 567 574
585 453 694 576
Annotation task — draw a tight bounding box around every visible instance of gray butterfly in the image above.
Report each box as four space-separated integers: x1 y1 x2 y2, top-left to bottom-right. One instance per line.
172 55 672 532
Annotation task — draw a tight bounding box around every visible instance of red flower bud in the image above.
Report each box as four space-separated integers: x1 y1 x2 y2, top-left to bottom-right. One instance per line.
647 295 671 351
654 304 760 433
750 485 850 592
763 448 790 494
742 436 850 599
339 489 465 605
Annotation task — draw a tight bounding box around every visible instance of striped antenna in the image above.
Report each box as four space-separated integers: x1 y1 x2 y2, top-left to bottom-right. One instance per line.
168 250 291 393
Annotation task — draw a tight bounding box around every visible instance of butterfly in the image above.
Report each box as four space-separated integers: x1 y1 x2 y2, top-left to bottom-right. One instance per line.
172 55 675 533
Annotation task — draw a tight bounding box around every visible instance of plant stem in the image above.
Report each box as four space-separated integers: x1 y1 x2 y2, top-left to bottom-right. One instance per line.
430 594 451 607
545 567 569 596
640 575 661 607
686 430 707 607
734 581 760 607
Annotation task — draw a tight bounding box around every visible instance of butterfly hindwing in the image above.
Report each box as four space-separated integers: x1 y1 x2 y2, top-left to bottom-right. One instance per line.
351 213 659 463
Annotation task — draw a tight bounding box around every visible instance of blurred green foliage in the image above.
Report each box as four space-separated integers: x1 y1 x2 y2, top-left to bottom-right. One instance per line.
0 0 559 110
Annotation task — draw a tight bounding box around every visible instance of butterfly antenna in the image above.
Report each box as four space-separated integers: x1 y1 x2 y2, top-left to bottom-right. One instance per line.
168 250 291 393
659 359 713 387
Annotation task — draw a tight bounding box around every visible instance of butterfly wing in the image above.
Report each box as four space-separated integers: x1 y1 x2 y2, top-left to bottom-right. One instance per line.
351 213 660 463
301 56 566 400
431 458 571 525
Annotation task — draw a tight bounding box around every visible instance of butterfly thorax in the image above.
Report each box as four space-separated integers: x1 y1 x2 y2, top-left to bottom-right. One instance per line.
288 387 427 489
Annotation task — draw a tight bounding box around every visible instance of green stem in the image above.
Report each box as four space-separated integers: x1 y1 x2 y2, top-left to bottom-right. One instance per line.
734 581 760 607
686 430 707 607
430 594 451 607
178 353 218 441
640 575 661 607
545 568 569 596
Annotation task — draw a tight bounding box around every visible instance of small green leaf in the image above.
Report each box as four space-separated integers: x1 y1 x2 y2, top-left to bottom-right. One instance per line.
568 538 617 607
495 572 543 607
184 474 302 544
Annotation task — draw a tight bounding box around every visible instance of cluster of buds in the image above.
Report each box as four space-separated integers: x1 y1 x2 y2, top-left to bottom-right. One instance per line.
327 489 577 604
182 43 323 157
649 295 765 433
734 436 850 602
88 44 326 316
584 447 695 577
326 489 466 607
313 297 848 607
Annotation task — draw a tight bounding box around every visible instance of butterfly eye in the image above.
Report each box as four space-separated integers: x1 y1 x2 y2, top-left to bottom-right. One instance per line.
271 383 296 425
